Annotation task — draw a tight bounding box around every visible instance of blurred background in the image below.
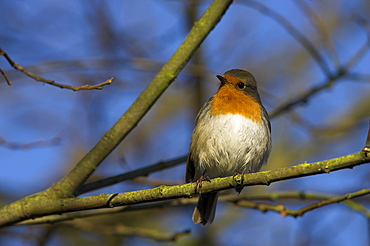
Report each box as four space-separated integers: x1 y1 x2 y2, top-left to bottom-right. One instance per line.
0 0 369 245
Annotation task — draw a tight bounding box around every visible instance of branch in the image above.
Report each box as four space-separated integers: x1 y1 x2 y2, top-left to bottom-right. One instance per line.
75 155 187 195
0 68 12 85
269 37 370 118
0 134 63 150
233 189 370 218
342 40 370 72
269 75 339 118
223 190 370 218
345 72 370 82
0 47 113 91
51 0 234 198
15 189 370 227
68 220 190 242
1 150 369 227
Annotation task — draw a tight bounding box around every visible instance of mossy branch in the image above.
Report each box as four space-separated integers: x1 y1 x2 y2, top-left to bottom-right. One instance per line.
1 149 368 228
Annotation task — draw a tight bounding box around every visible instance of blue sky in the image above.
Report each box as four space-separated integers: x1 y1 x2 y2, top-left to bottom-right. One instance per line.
0 0 369 245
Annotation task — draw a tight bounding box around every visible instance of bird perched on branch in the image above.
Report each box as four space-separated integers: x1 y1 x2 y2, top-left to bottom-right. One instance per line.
186 69 271 225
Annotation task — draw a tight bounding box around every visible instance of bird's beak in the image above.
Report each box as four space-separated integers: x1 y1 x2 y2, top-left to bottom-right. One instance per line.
216 75 229 85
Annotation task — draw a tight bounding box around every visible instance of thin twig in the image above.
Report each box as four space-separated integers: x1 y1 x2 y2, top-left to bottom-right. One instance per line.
270 38 370 118
0 134 63 150
69 220 190 241
269 75 338 118
15 201 180 226
342 40 370 71
0 68 12 85
133 177 182 187
0 47 113 91
223 191 370 217
345 73 370 82
235 189 370 218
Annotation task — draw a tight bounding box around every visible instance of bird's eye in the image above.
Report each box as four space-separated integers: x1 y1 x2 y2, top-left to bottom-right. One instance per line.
237 82 245 89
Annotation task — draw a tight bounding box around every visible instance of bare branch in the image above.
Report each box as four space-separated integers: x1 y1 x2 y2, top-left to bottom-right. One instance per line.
0 68 12 85
0 134 63 150
270 38 370 118
68 220 190 242
345 73 370 82
343 40 370 71
269 75 339 118
75 155 187 195
0 47 113 91
233 189 370 218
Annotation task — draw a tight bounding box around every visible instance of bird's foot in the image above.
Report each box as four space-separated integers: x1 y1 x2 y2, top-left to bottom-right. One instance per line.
233 171 250 195
194 175 211 194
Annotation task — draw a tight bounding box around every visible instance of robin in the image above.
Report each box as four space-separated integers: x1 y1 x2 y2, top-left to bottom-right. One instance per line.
186 69 271 225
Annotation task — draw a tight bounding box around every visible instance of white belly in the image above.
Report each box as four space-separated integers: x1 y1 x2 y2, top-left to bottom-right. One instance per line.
190 113 271 178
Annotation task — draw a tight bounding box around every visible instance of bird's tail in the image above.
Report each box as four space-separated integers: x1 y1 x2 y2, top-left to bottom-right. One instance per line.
192 192 219 226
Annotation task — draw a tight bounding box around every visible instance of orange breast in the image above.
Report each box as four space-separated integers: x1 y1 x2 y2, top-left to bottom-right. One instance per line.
210 85 263 125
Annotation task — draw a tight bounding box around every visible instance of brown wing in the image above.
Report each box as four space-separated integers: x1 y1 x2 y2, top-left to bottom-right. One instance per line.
261 105 271 133
186 97 213 183
185 153 195 183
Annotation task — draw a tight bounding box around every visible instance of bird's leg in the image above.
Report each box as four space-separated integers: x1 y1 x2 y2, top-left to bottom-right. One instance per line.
194 172 211 194
233 169 251 195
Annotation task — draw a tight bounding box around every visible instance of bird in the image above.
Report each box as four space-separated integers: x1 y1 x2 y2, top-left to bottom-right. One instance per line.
186 69 271 226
